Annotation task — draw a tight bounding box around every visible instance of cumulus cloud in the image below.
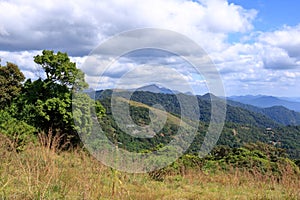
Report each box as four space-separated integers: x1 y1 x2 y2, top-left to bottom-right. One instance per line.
261 46 299 70
0 0 256 55
80 47 206 94
1 0 299 96
210 32 300 96
259 25 300 59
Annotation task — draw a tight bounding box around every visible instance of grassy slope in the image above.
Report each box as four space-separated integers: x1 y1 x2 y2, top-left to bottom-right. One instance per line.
124 97 198 128
0 139 299 199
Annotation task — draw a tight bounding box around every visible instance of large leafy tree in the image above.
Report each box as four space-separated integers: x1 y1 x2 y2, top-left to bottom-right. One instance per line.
0 62 25 109
34 50 88 90
13 50 103 145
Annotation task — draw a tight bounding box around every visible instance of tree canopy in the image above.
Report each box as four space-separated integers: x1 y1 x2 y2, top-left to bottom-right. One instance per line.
7 50 104 145
34 50 88 90
0 62 25 109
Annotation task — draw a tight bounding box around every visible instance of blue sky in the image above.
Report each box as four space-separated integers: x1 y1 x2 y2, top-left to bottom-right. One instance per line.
229 0 300 31
228 0 300 43
0 0 299 97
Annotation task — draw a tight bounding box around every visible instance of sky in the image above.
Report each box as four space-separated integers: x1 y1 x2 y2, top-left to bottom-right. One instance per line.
0 0 300 97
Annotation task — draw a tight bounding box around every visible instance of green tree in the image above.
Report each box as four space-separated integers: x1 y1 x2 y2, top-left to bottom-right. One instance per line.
0 62 25 109
34 50 88 90
13 50 104 145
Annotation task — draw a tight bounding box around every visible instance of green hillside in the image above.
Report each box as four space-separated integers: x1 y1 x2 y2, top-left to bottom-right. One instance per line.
96 90 279 128
97 94 300 159
227 99 300 125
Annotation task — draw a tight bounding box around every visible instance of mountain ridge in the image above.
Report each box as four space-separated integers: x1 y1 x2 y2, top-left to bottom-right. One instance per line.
96 89 279 128
97 90 300 158
95 89 300 126
229 95 300 112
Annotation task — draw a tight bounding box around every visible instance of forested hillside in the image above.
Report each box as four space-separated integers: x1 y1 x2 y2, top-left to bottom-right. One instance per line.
96 90 280 128
227 99 300 125
96 91 300 159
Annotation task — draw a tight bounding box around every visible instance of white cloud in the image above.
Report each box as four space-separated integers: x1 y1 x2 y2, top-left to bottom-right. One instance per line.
259 24 300 59
261 45 299 70
209 34 300 96
202 0 256 33
0 0 256 54
1 0 299 96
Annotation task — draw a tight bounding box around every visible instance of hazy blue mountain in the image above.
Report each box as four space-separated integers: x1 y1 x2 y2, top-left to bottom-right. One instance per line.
227 99 300 126
134 84 178 94
280 97 300 103
229 95 300 112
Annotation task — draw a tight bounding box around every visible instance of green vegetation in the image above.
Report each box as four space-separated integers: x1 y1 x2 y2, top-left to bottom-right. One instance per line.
228 99 300 126
97 90 279 128
0 62 25 109
0 50 299 199
2 50 105 146
97 92 300 159
0 110 36 151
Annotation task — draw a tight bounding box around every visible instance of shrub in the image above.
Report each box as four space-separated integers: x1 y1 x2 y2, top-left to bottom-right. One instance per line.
0 110 36 151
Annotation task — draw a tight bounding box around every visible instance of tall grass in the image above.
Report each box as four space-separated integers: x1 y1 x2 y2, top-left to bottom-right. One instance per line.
0 135 299 199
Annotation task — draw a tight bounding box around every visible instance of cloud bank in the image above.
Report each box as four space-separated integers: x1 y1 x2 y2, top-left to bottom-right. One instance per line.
0 0 299 96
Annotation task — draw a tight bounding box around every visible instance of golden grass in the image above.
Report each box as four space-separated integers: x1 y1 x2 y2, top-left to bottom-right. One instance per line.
0 137 299 200
117 97 182 125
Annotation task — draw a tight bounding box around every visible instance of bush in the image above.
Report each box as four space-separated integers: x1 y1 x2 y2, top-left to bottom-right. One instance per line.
0 110 36 151
206 144 299 176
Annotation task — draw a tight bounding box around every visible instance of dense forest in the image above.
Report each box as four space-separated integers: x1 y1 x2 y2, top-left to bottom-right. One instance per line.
96 90 300 159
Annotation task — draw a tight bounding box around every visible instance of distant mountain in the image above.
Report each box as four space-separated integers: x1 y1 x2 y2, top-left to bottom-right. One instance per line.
95 90 300 126
280 97 300 103
135 84 175 94
229 95 300 112
96 90 279 128
227 100 300 126
133 84 192 95
263 106 300 125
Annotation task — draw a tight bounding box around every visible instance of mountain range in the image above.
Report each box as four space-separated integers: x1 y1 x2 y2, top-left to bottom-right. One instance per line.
132 84 193 95
135 85 300 125
229 95 300 112
134 84 176 94
95 85 300 126
95 88 300 158
132 85 300 112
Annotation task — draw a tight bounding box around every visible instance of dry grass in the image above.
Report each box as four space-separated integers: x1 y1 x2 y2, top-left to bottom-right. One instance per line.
0 136 299 200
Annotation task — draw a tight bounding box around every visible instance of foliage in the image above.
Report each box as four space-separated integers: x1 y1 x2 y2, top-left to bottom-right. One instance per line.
33 50 88 90
72 93 106 141
7 50 105 146
206 143 299 175
148 143 299 181
0 62 25 109
0 110 36 151
12 79 76 141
